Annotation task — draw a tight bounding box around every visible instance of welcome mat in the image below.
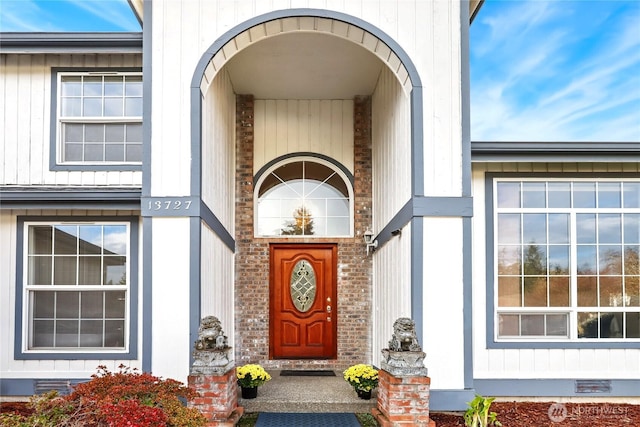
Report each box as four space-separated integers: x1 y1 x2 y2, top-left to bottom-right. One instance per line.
280 370 336 376
255 412 360 427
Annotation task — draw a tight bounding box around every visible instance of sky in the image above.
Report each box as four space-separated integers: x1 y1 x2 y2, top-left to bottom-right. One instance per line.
0 0 639 143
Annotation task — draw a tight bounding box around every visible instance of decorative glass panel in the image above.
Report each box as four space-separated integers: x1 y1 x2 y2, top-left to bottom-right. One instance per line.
290 260 316 312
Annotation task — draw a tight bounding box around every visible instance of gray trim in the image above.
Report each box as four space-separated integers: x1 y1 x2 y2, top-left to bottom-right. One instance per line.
472 141 640 160
475 379 640 397
0 32 142 53
14 216 139 360
253 152 354 187
49 67 143 172
375 197 473 249
410 217 424 341
429 389 477 411
460 6 472 198
141 218 152 372
0 378 86 397
410 87 424 196
189 216 201 367
463 217 474 389
200 201 235 252
0 188 141 210
485 172 640 350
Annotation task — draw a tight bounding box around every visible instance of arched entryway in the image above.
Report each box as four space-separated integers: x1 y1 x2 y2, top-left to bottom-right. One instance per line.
190 9 423 370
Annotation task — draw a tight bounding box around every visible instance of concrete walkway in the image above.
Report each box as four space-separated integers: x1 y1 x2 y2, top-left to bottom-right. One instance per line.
239 370 377 413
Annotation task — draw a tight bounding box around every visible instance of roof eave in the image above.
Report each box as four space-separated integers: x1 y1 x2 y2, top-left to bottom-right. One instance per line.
0 32 143 54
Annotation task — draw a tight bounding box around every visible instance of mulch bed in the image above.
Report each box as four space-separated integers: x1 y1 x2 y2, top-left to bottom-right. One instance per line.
431 401 640 427
3 400 640 426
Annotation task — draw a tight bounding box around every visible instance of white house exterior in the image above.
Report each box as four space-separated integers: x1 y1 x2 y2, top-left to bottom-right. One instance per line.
1 1 638 410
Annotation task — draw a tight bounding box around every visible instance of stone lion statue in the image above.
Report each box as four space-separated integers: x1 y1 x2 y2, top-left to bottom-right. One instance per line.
195 315 228 351
388 317 422 352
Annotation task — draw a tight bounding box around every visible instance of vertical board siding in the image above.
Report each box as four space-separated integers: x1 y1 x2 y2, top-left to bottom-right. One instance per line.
472 162 640 380
200 223 235 349
253 99 354 173
202 70 236 231
0 210 142 379
0 53 143 187
371 65 411 228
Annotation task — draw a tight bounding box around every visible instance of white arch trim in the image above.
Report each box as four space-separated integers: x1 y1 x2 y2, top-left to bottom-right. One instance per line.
199 16 412 97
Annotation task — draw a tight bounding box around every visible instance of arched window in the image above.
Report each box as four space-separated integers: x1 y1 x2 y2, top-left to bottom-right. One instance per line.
255 158 353 237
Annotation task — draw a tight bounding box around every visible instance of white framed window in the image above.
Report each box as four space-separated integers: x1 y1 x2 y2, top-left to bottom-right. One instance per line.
254 158 353 237
22 221 131 352
494 178 640 341
56 71 142 165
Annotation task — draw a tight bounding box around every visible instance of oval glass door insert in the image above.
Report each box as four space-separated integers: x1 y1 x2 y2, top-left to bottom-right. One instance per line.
290 259 316 312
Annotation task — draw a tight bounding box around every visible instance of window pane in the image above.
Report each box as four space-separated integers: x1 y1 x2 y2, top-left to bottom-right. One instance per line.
105 291 126 318
104 76 123 96
548 182 571 208
54 256 77 285
33 320 54 347
83 98 102 116
84 144 104 161
56 292 79 318
624 182 640 208
29 226 52 254
104 256 126 285
79 256 102 285
54 226 77 254
521 314 544 335
625 246 639 275
497 245 521 274
326 217 350 236
104 98 123 117
523 244 546 275
599 245 622 275
84 124 104 142
125 97 142 116
498 276 521 307
326 198 349 217
56 320 79 347
549 276 570 307
523 276 547 306
598 182 621 208
546 314 568 336
626 312 640 338
498 314 519 336
125 124 142 142
61 98 81 116
105 320 125 347
63 123 83 142
33 291 55 318
548 214 569 244
64 144 83 162
28 257 52 285
83 76 102 96
105 144 125 161
626 276 640 306
61 76 81 96
105 124 125 142
497 214 521 244
497 182 520 208
523 214 546 244
522 182 546 208
577 245 597 274
576 214 596 244
598 214 622 244
81 292 103 318
574 182 596 208
577 276 597 306
126 144 142 162
601 313 622 338
125 77 142 96
78 226 102 254
80 320 103 346
600 276 623 307
624 214 640 244
103 225 127 255
549 245 569 274
578 312 598 338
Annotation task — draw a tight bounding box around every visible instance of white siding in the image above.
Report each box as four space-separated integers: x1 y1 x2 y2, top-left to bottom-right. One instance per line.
0 209 142 380
472 162 640 380
200 222 235 349
202 69 236 231
0 53 143 187
253 99 354 173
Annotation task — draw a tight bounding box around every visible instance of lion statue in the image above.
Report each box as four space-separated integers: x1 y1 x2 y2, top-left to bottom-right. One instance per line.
388 317 422 352
195 316 228 351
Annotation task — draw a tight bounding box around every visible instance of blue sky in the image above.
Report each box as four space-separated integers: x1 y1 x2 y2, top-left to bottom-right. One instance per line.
0 0 639 142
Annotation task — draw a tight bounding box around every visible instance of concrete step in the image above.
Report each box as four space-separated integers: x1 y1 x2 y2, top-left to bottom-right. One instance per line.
238 370 376 413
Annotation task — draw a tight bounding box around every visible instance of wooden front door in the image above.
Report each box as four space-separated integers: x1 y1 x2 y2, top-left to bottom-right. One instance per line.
270 244 337 359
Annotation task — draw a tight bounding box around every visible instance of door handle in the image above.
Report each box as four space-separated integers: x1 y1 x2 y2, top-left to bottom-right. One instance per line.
326 305 332 313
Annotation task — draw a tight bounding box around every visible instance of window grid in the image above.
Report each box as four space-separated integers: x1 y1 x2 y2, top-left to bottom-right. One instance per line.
25 223 129 350
495 179 640 341
58 73 142 164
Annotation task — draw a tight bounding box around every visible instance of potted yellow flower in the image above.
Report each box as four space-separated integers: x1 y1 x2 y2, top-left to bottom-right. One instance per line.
236 364 271 399
343 364 379 400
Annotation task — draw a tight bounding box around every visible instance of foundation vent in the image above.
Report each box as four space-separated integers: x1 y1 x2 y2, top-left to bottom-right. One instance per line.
575 380 611 394
33 380 73 396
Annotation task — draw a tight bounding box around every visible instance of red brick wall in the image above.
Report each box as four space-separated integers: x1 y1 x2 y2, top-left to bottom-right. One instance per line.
234 95 373 370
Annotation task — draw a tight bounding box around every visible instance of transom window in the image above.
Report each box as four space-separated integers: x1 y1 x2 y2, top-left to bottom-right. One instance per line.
57 72 142 164
255 159 353 237
494 179 640 341
23 221 130 350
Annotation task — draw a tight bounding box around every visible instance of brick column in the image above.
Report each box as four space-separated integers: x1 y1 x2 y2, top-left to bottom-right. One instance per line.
188 369 243 427
372 370 435 427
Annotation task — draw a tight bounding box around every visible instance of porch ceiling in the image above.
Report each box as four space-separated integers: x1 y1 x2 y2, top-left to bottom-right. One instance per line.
225 32 384 100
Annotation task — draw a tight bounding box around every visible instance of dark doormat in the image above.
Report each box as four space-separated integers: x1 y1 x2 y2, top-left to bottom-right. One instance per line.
256 412 360 427
280 369 336 376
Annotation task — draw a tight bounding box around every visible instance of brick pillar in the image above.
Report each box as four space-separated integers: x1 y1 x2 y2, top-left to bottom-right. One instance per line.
372 370 435 427
188 369 243 427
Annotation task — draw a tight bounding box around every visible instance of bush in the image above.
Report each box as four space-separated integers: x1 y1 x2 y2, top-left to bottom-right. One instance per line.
0 365 206 427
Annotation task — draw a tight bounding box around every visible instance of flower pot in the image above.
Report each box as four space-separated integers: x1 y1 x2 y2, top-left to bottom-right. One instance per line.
356 389 372 400
241 386 258 399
